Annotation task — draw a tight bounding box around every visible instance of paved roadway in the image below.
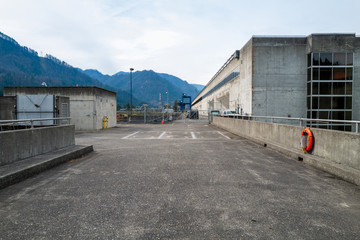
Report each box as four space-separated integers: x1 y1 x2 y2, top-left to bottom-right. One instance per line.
1 119 360 239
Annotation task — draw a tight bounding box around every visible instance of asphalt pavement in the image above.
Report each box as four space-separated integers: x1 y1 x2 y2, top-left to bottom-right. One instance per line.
1 119 359 239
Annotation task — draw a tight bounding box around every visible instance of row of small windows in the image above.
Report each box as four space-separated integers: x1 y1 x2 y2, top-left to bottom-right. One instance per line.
307 96 352 110
307 82 352 95
307 67 353 81
307 52 353 67
307 111 352 121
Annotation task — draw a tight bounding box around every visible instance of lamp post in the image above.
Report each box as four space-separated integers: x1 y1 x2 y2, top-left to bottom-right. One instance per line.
165 91 169 109
129 68 134 122
165 91 169 122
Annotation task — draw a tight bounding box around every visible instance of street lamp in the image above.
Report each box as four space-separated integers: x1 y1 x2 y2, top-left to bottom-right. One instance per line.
129 68 134 122
165 91 169 122
165 91 169 109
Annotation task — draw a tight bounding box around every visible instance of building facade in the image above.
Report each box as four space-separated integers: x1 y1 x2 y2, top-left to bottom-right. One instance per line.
4 87 116 131
192 33 359 131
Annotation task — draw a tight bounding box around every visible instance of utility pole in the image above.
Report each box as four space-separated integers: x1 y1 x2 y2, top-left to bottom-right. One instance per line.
129 68 134 122
166 92 169 121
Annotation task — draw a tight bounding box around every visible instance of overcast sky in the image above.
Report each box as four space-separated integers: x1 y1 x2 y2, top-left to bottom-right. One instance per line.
0 0 359 85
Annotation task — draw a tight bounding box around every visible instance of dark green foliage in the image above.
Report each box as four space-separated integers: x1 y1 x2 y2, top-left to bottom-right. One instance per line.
0 32 144 106
0 32 201 107
173 100 178 111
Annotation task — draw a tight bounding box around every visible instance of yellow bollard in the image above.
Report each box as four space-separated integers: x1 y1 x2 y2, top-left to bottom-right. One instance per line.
104 116 109 129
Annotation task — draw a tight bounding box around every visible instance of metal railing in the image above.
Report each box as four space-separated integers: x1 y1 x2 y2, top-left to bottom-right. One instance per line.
0 117 71 130
220 114 360 133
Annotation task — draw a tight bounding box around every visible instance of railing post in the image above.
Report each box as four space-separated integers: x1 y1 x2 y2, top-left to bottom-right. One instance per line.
356 123 359 133
30 120 34 129
299 118 302 127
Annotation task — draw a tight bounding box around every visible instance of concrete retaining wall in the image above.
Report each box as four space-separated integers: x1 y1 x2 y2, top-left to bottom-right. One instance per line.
0 125 75 166
213 117 360 185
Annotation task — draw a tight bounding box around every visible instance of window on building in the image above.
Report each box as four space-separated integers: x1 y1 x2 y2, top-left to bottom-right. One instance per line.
333 68 345 80
319 82 331 95
313 68 319 80
307 52 353 131
319 97 331 109
333 82 345 95
346 82 352 94
313 53 320 65
312 82 319 94
320 53 332 65
346 68 353 80
332 97 345 109
333 53 346 65
320 68 332 80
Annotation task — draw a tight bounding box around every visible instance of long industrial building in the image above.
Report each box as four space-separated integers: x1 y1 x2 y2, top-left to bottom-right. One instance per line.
192 33 359 131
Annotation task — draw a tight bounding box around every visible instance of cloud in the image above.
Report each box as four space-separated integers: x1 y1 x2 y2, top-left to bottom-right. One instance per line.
0 0 359 84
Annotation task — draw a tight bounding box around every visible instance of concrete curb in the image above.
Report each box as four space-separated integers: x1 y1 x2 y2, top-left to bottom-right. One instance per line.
213 125 360 186
0 145 93 190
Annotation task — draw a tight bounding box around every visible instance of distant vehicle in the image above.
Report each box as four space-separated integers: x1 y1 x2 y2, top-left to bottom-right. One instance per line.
162 108 174 113
223 109 235 115
210 110 220 116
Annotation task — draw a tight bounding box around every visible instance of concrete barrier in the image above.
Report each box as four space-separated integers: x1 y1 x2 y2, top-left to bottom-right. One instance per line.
212 117 360 185
0 125 75 166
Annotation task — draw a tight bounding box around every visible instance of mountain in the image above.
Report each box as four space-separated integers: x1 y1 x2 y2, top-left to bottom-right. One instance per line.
0 31 199 107
0 32 144 105
83 69 111 83
83 69 200 106
157 73 199 97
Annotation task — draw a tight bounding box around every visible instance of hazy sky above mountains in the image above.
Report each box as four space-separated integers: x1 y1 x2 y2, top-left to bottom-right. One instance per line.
0 0 359 85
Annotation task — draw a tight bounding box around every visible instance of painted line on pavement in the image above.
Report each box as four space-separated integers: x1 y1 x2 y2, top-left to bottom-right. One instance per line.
122 131 139 139
158 131 166 139
217 131 230 139
191 132 197 139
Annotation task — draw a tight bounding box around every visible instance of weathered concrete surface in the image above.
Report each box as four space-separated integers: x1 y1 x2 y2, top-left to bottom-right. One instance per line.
193 34 360 122
4 87 117 131
212 116 360 185
0 145 93 189
0 120 359 239
0 125 75 166
0 96 16 120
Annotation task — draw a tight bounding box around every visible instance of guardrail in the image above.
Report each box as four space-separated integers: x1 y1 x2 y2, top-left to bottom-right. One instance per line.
220 114 360 133
0 117 71 129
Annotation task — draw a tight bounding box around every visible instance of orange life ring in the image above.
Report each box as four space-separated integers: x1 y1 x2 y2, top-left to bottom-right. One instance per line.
301 128 314 152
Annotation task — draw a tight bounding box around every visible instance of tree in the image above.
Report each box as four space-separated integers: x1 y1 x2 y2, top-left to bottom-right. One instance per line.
173 100 178 111
117 103 122 111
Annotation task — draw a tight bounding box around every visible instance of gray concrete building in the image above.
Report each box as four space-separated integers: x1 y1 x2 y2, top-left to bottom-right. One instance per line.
0 95 70 126
4 87 116 131
192 33 359 131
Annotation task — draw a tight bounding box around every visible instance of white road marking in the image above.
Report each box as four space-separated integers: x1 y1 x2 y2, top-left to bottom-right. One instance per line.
158 131 166 139
191 132 197 139
122 131 139 139
217 131 230 139
340 202 350 208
